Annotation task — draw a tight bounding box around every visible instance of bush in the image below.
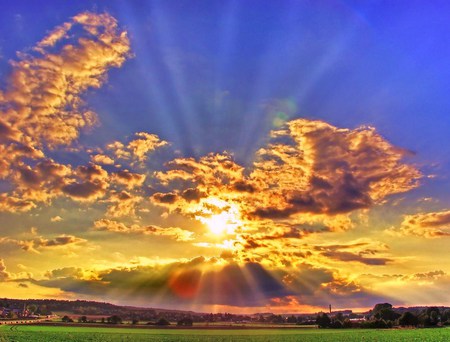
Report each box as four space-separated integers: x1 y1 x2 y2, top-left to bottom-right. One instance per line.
156 317 170 326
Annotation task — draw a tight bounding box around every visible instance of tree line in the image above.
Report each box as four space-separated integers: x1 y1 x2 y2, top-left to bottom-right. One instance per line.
316 303 450 329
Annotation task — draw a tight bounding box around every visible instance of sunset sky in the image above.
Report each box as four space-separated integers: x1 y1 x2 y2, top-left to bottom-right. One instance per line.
1 0 450 314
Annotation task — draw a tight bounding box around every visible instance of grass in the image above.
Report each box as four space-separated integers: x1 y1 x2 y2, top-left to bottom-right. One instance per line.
0 324 449 341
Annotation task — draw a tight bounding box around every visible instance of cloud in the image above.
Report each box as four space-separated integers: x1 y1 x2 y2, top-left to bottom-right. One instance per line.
407 270 446 281
152 119 421 241
60 163 109 202
389 209 450 238
111 170 146 190
248 119 421 218
24 259 388 310
0 12 132 212
28 259 290 307
0 194 36 212
91 154 115 165
51 216 63 222
313 241 392 265
0 259 11 281
107 132 168 164
359 270 450 306
33 235 86 248
0 234 86 253
2 11 131 149
319 251 391 265
93 219 194 241
105 191 143 218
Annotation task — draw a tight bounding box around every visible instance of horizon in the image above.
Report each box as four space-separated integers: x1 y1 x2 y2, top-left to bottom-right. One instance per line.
1 1 450 315
3 296 449 316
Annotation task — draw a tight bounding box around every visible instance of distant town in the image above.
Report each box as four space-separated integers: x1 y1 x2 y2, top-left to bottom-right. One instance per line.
1 298 449 329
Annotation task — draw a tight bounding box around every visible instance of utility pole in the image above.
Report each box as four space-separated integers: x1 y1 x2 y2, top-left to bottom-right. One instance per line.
329 304 332 314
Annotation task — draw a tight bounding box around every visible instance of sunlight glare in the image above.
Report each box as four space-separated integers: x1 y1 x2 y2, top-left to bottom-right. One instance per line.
195 197 241 236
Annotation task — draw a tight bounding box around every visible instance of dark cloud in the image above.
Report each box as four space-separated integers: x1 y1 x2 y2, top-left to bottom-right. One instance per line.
181 188 205 202
26 259 391 310
321 251 392 265
62 181 106 200
151 192 178 204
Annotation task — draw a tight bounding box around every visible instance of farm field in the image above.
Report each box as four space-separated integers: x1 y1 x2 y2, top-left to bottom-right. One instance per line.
0 325 449 342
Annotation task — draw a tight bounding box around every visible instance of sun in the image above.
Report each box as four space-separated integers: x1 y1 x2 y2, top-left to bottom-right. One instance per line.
194 197 241 236
203 211 237 236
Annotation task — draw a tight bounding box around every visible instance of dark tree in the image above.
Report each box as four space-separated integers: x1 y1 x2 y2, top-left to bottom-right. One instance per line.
287 315 297 324
371 303 392 316
156 317 170 326
442 309 450 324
316 313 331 328
177 317 193 326
374 308 400 321
330 320 344 329
398 312 419 327
107 315 122 324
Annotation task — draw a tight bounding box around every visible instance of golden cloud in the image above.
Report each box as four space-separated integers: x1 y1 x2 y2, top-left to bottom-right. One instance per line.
151 119 421 253
2 11 130 149
0 12 132 212
0 259 11 281
248 119 421 218
105 190 142 218
93 219 194 242
391 209 450 238
107 132 168 164
0 234 86 253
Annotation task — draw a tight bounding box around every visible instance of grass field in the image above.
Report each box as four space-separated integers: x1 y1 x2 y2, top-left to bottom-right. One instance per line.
0 324 449 341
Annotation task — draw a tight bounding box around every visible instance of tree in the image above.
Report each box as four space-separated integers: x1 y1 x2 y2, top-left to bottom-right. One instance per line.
287 315 297 324
372 303 392 315
335 312 344 322
78 315 87 323
342 318 352 328
107 315 122 324
374 308 400 321
420 308 440 327
316 313 331 328
398 312 419 327
442 309 450 324
7 311 17 319
156 317 170 326
62 315 73 323
27 304 37 314
177 317 193 326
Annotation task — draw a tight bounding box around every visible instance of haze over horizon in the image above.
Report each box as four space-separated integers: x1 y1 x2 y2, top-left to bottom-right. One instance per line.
1 0 450 314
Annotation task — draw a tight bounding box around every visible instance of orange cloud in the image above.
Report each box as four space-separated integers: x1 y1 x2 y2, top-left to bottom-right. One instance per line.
111 170 146 190
105 191 142 218
0 12 132 212
0 234 86 253
107 132 168 165
91 154 115 165
248 119 421 218
0 259 11 281
151 119 421 264
391 209 450 238
2 11 130 149
93 219 194 241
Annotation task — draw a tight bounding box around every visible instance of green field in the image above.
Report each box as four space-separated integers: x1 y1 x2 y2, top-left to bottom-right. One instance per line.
1 325 449 341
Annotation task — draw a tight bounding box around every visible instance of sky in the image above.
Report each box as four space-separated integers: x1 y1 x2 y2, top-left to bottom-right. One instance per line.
1 0 450 314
